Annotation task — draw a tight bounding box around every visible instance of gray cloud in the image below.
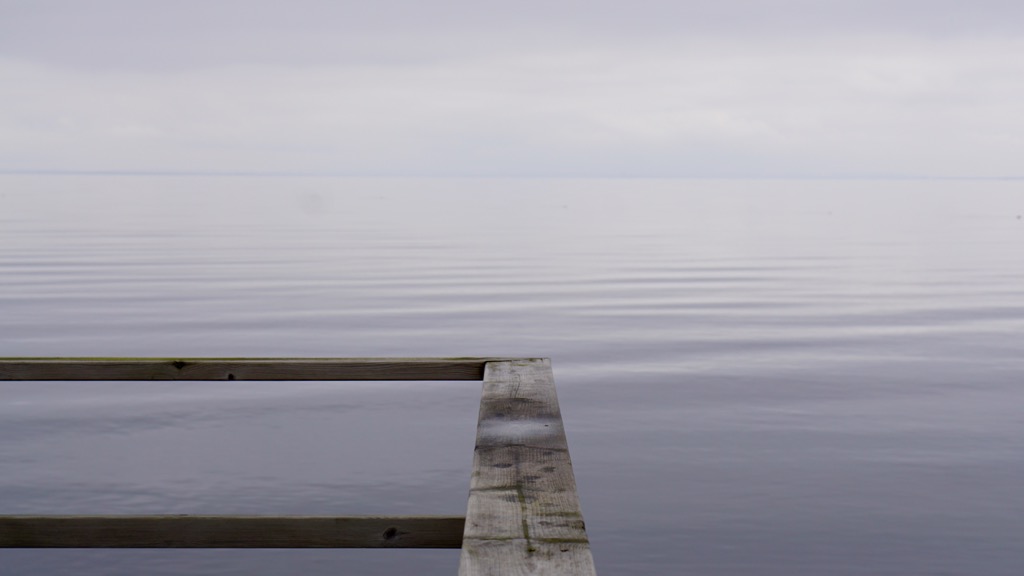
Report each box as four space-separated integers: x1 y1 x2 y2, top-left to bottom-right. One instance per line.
2 0 1023 176
4 0 1022 71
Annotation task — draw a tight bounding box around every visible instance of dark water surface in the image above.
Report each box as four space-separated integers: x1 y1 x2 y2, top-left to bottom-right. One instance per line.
1 176 1023 575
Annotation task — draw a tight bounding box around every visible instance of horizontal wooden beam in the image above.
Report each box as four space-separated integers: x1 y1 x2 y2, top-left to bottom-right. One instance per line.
0 515 465 548
0 358 527 381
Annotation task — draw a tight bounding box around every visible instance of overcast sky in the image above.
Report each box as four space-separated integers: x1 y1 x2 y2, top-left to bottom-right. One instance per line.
2 0 1022 177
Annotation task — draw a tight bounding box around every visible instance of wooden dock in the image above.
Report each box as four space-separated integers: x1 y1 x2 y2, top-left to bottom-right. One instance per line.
0 357 597 575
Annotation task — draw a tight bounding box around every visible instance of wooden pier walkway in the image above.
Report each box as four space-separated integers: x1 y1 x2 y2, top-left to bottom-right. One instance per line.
0 357 597 575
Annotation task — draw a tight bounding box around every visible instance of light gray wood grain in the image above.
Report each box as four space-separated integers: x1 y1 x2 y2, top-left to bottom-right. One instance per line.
0 515 465 548
459 360 596 576
460 541 596 576
0 358 524 381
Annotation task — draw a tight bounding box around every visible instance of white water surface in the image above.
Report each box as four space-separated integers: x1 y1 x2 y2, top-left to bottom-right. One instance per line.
1 176 1023 575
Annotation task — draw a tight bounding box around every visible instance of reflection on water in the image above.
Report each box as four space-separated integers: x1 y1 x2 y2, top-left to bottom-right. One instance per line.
2 176 1023 575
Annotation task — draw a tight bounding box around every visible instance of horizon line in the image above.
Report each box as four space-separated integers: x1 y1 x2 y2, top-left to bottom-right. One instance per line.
2 169 1023 181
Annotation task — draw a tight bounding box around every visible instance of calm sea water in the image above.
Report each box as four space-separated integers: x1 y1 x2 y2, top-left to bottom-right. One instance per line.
1 175 1023 575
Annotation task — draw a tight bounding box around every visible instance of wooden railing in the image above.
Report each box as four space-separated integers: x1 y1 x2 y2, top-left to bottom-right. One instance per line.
0 358 597 575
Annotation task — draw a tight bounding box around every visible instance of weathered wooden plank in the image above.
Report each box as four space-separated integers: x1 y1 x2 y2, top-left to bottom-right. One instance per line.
460 359 596 576
0 515 465 548
0 358 522 381
0 357 598 572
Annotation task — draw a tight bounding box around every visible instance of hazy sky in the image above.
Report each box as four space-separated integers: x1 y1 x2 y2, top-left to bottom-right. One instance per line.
2 0 1022 177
